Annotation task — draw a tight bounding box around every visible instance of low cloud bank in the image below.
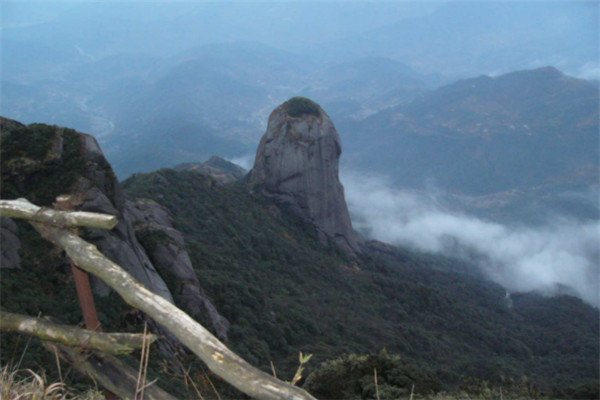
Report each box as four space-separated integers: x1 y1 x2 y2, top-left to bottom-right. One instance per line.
577 61 600 81
227 154 255 171
343 171 600 307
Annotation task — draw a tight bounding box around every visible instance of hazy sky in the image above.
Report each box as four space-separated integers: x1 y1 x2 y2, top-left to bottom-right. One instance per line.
2 1 597 82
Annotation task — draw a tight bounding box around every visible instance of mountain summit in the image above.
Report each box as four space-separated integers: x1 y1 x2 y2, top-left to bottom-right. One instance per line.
247 97 360 255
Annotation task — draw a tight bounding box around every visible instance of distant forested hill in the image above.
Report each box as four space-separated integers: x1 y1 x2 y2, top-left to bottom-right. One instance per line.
339 67 599 223
343 67 598 196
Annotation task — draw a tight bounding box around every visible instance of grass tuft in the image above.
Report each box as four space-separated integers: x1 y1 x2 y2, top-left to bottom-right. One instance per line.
0 365 105 400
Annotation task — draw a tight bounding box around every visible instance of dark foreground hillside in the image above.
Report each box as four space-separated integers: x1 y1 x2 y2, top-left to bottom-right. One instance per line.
1 120 598 399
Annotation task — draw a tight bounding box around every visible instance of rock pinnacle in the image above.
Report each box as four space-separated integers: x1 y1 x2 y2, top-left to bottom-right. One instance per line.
247 97 360 255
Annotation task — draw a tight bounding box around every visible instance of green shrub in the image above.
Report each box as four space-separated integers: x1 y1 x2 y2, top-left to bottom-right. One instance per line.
303 351 440 399
284 97 321 118
0 124 88 205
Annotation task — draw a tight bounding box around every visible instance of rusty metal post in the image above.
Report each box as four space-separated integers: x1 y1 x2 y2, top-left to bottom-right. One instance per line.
54 196 119 400
70 264 102 332
55 195 103 332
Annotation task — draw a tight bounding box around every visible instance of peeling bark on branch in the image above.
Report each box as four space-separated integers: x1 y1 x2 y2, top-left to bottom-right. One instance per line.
0 311 156 355
0 198 118 229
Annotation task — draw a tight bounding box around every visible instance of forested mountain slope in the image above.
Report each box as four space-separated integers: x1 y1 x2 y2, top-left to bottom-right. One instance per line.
123 168 599 398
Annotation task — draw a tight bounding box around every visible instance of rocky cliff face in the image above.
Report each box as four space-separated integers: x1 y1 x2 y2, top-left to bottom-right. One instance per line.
247 98 360 255
127 199 230 340
0 116 228 339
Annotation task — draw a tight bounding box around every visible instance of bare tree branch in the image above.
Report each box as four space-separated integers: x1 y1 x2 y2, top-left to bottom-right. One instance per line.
0 198 118 229
0 311 156 355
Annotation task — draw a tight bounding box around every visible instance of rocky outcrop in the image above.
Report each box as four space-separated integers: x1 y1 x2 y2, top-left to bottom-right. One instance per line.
247 97 360 255
175 156 246 184
127 199 230 340
66 133 175 302
0 116 172 299
0 117 227 339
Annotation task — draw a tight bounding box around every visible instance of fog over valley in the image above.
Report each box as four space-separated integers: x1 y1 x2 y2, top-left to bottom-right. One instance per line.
344 171 600 307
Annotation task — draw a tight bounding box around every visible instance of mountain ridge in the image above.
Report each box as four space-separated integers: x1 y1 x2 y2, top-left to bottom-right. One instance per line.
343 67 599 211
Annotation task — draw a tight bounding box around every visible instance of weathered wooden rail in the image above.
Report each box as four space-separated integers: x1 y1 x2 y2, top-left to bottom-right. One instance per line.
0 311 156 355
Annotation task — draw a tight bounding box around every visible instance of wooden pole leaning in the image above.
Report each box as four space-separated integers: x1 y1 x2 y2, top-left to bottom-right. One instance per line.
0 311 156 354
54 195 103 332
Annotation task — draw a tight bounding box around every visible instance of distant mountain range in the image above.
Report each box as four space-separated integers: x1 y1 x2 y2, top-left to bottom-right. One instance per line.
4 52 597 223
339 66 599 222
2 41 437 177
311 2 598 77
2 3 598 224
3 1 597 183
4 2 595 80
